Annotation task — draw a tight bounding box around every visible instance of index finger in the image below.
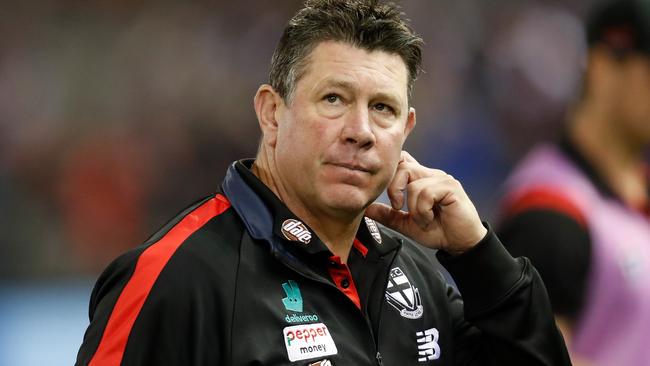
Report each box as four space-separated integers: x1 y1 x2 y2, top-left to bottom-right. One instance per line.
387 161 411 210
401 150 419 164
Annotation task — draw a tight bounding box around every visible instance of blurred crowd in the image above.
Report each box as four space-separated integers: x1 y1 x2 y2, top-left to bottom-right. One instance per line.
0 0 603 278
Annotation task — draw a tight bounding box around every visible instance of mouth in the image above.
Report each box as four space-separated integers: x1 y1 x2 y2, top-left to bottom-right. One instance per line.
327 162 374 174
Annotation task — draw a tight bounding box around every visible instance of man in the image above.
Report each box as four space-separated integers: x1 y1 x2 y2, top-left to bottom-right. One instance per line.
498 1 650 365
76 1 570 364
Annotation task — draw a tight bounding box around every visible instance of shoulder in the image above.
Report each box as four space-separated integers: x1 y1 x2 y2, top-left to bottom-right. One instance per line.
90 194 244 313
498 186 591 267
499 147 591 248
501 186 588 229
78 194 245 365
502 143 598 226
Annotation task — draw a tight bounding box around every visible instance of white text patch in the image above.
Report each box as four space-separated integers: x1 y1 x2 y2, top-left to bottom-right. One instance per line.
283 323 338 362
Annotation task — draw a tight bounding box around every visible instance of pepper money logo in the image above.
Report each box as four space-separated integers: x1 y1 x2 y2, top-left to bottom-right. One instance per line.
282 219 312 244
283 323 338 362
282 280 303 312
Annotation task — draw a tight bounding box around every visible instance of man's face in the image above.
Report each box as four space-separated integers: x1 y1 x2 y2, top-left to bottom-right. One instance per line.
273 41 415 218
615 54 650 144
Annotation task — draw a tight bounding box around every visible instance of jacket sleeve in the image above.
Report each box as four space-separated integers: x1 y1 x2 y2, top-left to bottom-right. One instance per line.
75 249 141 366
75 244 230 366
436 225 572 366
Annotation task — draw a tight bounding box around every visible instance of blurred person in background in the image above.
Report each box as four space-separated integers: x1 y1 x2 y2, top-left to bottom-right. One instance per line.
75 0 570 365
498 1 650 365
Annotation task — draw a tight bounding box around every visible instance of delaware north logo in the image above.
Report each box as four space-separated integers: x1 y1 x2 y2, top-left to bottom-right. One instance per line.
282 219 312 244
385 267 423 319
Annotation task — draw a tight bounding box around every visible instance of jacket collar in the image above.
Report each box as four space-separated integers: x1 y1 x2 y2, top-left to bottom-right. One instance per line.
221 159 400 259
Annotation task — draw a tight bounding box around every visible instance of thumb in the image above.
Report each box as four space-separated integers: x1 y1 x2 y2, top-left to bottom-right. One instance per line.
365 202 408 233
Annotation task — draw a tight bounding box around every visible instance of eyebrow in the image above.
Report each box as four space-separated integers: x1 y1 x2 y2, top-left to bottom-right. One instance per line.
318 78 403 108
320 79 356 92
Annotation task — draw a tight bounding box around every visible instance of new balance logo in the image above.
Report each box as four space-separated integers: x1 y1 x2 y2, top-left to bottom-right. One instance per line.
282 219 312 244
416 328 440 362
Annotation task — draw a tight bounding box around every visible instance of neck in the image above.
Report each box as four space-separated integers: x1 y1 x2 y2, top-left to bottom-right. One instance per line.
252 149 361 263
569 102 648 209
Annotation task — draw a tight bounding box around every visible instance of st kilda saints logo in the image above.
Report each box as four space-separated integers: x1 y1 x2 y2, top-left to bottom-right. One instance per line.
281 219 312 244
385 267 423 319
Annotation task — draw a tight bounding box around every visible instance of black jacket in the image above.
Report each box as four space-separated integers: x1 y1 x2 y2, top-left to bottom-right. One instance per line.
76 160 571 365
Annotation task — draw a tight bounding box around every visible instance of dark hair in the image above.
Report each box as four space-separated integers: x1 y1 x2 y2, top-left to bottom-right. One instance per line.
586 0 650 57
269 0 423 103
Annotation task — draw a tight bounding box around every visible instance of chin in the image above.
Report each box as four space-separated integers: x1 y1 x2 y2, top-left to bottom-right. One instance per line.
320 185 376 214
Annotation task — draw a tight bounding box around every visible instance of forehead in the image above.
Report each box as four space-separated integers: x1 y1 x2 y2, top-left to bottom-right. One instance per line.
297 41 409 97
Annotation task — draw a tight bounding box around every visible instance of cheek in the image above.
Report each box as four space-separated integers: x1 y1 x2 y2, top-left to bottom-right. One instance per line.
276 118 331 165
376 131 405 174
379 129 407 155
275 120 308 166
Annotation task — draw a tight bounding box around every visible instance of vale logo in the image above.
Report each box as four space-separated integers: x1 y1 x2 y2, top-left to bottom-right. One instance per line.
282 280 303 312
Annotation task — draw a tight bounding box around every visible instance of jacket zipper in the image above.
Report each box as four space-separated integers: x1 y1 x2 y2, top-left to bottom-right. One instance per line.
274 240 402 366
274 252 383 364
373 240 401 365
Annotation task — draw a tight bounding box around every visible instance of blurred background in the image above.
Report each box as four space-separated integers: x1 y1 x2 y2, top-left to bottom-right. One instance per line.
0 0 620 364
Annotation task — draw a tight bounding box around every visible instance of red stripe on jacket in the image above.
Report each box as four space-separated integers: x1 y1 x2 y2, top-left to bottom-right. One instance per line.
503 187 587 227
88 194 231 366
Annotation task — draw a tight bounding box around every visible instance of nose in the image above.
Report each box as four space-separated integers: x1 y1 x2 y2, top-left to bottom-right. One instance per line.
341 105 376 149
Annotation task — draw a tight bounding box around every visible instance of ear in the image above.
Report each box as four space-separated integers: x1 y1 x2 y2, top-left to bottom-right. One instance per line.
254 84 284 148
402 107 417 144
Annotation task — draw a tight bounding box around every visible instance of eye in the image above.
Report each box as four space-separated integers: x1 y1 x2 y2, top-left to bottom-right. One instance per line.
325 94 340 104
374 103 394 114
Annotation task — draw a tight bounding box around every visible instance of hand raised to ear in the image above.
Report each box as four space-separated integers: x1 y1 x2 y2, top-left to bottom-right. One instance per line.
365 151 487 256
